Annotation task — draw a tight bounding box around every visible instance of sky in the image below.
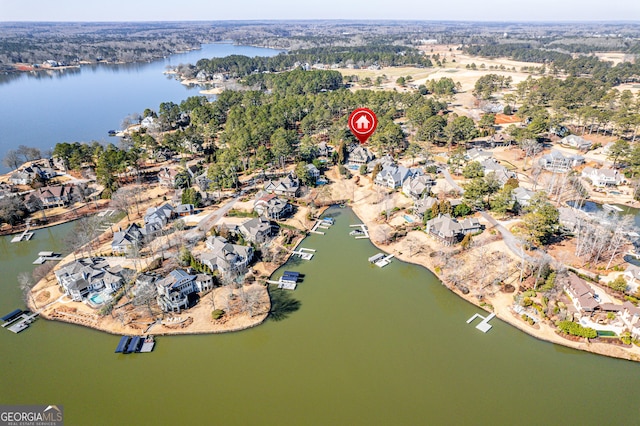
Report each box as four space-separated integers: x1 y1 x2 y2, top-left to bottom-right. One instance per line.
1 0 639 22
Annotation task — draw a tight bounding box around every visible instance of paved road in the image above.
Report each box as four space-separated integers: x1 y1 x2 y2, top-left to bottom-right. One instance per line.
441 169 464 193
196 196 239 232
480 211 537 263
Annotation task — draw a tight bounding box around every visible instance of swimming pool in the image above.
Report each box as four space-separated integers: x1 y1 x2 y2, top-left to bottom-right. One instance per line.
404 215 415 223
89 292 107 305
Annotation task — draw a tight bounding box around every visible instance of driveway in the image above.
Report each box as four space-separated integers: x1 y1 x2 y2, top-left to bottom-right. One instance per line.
441 169 464 193
480 211 537 263
196 196 239 232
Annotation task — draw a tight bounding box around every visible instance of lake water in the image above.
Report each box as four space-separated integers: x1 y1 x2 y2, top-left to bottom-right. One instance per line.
2 208 640 425
0 43 282 173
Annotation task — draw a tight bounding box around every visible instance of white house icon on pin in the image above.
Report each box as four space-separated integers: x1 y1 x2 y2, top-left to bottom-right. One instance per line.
355 115 370 130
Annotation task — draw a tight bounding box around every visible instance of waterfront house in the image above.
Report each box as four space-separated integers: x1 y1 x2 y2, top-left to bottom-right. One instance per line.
538 150 584 173
621 301 640 338
413 196 438 219
564 274 599 313
112 223 145 254
560 135 592 151
27 185 77 209
239 216 278 244
254 194 292 220
156 269 214 313
346 144 374 166
581 167 623 187
425 214 481 246
403 174 435 200
199 236 254 276
263 173 300 197
9 171 32 185
55 257 126 301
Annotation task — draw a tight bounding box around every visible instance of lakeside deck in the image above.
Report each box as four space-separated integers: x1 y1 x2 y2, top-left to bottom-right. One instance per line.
33 251 62 264
291 247 315 260
368 253 394 268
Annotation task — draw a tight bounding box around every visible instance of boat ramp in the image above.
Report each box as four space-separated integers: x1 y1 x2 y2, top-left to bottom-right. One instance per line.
349 224 369 239
115 335 155 354
368 253 394 268
33 251 62 264
466 312 496 333
1 309 38 333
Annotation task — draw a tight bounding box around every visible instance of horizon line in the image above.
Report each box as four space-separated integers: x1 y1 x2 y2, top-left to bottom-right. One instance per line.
1 19 640 24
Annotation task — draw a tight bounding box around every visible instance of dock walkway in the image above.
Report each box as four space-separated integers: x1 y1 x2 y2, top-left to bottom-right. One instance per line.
11 222 33 243
350 224 369 239
466 312 496 333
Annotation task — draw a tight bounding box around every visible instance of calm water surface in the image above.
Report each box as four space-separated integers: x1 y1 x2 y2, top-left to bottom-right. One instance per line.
0 43 282 173
2 208 640 425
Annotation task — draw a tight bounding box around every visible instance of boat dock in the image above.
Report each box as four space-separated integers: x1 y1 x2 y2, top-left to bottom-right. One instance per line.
33 251 62 264
115 335 155 354
140 336 156 352
310 217 334 235
466 312 496 333
349 224 369 239
2 310 38 333
368 253 393 268
267 271 301 290
11 223 34 243
292 247 315 260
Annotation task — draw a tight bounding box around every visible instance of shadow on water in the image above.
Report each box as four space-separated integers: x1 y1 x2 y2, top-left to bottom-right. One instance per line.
267 285 301 322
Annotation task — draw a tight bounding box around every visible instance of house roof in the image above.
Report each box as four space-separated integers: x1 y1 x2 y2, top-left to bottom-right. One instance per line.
426 214 462 238
240 216 273 239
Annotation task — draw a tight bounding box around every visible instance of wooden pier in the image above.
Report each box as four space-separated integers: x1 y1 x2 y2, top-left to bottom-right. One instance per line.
349 224 369 239
466 312 496 333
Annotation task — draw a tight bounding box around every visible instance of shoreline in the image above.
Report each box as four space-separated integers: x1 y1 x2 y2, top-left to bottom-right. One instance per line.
337 172 640 363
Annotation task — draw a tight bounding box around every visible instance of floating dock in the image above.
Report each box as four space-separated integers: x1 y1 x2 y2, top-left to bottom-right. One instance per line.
33 251 62 264
368 253 393 268
139 336 155 353
349 224 369 239
267 271 301 290
116 335 155 353
466 312 496 333
292 247 315 260
2 310 38 333
310 217 334 235
11 225 34 243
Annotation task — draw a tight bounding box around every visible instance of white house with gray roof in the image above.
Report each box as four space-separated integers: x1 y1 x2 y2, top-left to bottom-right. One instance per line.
425 214 481 246
199 236 254 276
403 174 435 200
55 257 127 301
375 164 421 189
539 150 584 173
581 167 623 187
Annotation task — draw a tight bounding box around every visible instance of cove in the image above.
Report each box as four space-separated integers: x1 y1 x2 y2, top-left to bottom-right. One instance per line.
0 43 282 173
2 208 640 425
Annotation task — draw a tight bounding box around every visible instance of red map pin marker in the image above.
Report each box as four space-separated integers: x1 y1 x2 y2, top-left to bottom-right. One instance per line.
348 108 378 144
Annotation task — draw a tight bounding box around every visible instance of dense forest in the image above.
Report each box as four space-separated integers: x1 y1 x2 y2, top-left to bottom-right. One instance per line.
188 45 432 79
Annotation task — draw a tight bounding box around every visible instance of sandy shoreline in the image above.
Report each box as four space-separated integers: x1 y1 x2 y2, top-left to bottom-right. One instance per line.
327 167 640 362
